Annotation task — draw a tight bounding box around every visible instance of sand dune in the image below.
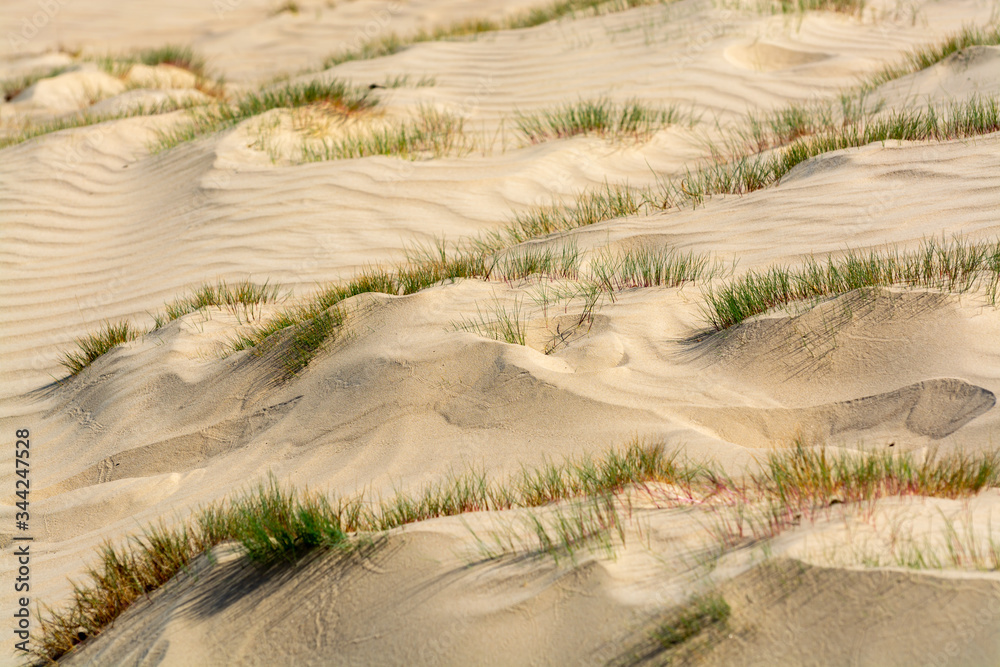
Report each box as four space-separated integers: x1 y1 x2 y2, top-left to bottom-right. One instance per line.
3 5 998 400
56 502 1000 666
2 0 1000 664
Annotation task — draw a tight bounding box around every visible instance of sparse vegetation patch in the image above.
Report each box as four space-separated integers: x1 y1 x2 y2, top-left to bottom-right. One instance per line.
60 321 140 375
154 79 375 151
60 280 283 376
704 237 1000 330
456 297 529 346
323 0 673 68
1 65 71 102
300 107 467 162
481 182 644 251
32 439 1000 663
152 280 283 328
867 23 1000 89
93 44 209 79
514 98 686 143
0 99 202 150
759 0 865 15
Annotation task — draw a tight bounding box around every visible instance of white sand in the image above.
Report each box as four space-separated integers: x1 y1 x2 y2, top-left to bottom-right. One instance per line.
2 0 999 664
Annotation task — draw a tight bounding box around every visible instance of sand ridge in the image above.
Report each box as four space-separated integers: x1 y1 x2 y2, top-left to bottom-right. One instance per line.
2 0 1000 664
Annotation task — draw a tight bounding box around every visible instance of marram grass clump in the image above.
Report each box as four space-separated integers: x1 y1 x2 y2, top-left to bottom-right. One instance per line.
300 108 467 162
31 440 686 662
514 98 686 143
0 99 200 151
60 321 140 375
322 0 670 67
155 79 375 151
31 439 1000 663
590 245 721 292
152 280 283 328
61 280 283 376
704 237 1000 330
867 23 1000 89
93 44 209 78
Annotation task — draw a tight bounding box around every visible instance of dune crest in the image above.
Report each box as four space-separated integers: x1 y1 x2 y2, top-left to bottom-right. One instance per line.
3 0 1000 664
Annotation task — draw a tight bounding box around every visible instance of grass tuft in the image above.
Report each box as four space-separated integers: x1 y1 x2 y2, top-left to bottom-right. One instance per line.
456 297 529 346
152 279 283 328
300 107 467 162
515 98 684 143
1 65 71 102
33 521 200 660
756 442 1000 509
322 0 669 67
137 45 207 75
590 245 719 292
60 321 140 376
867 24 1000 89
272 0 301 15
521 493 626 563
230 475 348 565
379 74 437 89
0 99 201 150
281 308 347 376
155 79 375 151
32 438 1000 663
492 243 582 282
228 247 490 370
95 44 208 78
704 237 1000 330
480 182 643 251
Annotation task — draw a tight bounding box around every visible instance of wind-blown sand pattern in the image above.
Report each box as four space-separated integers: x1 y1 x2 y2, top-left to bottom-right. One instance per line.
2 0 1000 665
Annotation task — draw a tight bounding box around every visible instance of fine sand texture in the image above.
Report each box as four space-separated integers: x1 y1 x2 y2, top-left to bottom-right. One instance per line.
2 0 1000 665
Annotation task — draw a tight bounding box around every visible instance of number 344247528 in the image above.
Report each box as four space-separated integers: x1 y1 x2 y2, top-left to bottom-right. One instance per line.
15 429 30 519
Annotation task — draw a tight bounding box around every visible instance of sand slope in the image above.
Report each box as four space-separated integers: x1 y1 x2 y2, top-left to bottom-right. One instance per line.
57 505 1000 666
2 0 1000 665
